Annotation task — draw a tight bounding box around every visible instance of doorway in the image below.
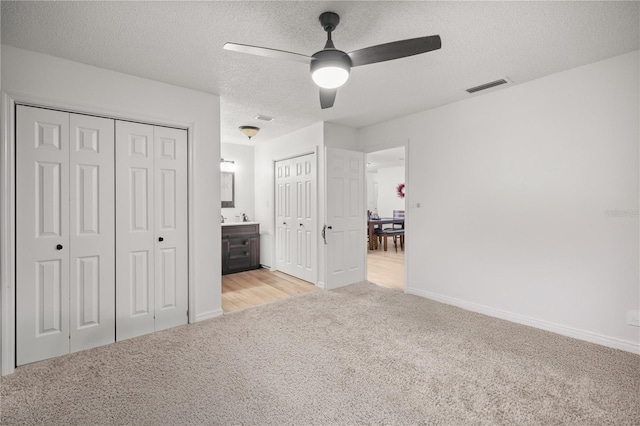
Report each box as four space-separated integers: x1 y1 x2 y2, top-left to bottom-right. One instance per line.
365 147 406 291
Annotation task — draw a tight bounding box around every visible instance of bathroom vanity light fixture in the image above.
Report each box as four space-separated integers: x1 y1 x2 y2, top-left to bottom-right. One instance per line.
220 159 236 172
239 125 260 140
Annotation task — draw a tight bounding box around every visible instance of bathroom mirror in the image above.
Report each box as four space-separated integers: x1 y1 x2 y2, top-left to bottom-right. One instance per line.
221 171 234 208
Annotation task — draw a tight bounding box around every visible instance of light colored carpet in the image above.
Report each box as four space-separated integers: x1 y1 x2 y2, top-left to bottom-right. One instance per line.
2 282 639 425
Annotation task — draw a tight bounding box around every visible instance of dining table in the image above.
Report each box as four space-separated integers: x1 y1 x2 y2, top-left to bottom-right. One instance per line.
367 217 405 250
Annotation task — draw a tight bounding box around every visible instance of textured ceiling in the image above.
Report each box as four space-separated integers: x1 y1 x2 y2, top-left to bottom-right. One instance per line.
2 1 639 145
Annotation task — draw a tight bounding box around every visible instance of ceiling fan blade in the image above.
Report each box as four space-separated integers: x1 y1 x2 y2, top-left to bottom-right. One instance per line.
348 35 441 67
319 88 337 109
223 42 311 64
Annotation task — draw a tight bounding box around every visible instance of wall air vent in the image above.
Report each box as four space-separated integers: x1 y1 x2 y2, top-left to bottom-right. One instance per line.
466 78 509 94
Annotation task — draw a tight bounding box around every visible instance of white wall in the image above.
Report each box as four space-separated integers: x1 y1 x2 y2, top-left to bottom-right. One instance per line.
324 122 358 150
0 46 222 374
221 143 255 222
374 166 406 218
358 50 640 353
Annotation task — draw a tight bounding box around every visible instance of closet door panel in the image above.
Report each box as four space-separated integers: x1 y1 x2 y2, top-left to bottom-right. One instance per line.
154 127 188 331
275 159 295 276
69 113 115 353
16 106 70 365
116 121 155 341
294 154 317 283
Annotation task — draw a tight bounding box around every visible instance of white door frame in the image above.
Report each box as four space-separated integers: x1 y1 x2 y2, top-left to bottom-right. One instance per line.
363 140 411 293
0 93 197 376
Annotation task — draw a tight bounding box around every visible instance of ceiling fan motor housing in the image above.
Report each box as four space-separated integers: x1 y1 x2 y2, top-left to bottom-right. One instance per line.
310 49 352 88
311 49 352 71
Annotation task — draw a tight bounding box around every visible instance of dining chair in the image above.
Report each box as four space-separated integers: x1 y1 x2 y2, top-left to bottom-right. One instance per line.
383 210 404 250
376 228 404 252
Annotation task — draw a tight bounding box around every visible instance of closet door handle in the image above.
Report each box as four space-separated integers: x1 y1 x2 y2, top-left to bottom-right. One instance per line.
158 237 164 242
56 244 63 250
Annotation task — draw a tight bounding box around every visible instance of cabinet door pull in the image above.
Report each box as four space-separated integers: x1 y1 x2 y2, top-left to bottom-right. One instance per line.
56 244 63 250
158 237 164 242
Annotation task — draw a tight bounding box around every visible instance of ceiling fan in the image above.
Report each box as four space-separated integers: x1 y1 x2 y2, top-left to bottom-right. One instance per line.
224 12 441 109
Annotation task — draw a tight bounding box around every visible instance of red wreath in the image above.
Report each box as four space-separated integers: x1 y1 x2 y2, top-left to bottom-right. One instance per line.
396 183 405 198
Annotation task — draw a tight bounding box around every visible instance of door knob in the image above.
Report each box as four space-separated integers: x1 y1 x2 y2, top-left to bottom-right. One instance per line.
158 237 164 242
56 244 63 250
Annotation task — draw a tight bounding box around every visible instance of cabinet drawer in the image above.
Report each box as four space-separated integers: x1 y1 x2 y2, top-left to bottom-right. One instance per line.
228 236 253 249
228 257 252 272
229 245 250 260
222 224 259 238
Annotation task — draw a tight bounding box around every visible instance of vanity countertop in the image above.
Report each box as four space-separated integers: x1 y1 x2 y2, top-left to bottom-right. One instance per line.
221 221 259 227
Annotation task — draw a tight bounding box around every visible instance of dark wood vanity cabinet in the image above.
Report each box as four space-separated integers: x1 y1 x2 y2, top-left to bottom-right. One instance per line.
222 224 260 275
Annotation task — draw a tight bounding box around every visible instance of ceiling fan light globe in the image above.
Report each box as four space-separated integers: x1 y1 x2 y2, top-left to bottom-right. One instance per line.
310 49 352 89
312 66 349 89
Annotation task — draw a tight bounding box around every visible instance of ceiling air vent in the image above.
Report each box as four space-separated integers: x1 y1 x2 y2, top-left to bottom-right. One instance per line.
255 114 275 122
466 78 509 94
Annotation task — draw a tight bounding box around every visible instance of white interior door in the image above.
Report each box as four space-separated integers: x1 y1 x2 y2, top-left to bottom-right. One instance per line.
153 126 188 331
16 106 71 365
292 154 317 283
116 121 156 340
69 113 115 353
325 147 365 289
275 159 294 275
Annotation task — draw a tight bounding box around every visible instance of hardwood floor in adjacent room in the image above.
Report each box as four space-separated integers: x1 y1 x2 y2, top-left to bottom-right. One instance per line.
222 268 317 313
367 245 405 291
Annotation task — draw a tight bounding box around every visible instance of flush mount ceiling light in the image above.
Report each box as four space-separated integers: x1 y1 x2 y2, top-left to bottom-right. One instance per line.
239 126 260 140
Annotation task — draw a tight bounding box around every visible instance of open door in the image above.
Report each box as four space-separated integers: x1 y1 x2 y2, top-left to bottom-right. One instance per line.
324 147 365 289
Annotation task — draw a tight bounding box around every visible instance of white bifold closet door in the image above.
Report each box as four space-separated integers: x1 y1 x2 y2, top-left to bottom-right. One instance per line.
16 105 115 366
115 121 188 341
275 154 317 283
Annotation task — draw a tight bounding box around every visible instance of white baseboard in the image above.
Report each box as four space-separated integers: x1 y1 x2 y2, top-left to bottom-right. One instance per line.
406 287 640 355
322 280 367 291
316 281 326 290
194 308 224 322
